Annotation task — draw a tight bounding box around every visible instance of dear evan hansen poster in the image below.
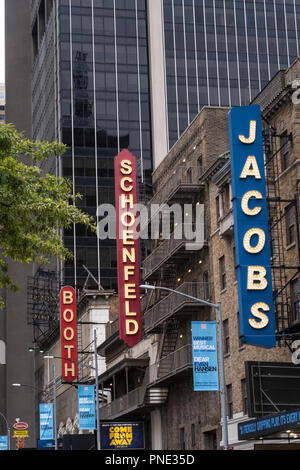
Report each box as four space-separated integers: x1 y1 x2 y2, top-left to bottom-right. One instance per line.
192 322 219 391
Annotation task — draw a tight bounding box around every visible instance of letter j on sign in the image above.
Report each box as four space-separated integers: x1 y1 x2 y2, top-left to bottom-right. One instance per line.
228 105 276 348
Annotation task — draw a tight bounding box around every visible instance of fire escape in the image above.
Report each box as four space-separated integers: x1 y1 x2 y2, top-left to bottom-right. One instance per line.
263 124 300 346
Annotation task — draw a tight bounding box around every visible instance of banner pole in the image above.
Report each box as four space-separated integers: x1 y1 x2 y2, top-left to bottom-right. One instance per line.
218 301 228 450
53 363 58 451
94 329 101 450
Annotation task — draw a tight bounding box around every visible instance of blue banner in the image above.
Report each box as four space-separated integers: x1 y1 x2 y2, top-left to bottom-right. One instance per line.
37 439 55 450
228 105 276 348
78 385 96 430
100 422 145 449
191 322 219 391
39 404 54 441
0 436 8 451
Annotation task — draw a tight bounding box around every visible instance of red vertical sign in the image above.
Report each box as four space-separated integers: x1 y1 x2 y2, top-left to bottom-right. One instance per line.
60 286 77 382
114 149 142 348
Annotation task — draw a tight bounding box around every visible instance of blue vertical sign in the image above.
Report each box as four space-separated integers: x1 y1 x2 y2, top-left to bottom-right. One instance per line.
39 404 54 440
192 322 219 391
228 105 276 348
78 385 96 430
0 436 8 451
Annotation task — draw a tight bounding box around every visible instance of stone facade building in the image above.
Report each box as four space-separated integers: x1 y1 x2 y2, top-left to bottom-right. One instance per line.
98 60 299 450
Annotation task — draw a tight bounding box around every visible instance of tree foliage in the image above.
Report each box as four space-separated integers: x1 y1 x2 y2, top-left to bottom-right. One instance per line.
0 123 95 305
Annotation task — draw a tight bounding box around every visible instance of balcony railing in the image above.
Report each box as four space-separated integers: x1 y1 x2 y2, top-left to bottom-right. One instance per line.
100 387 143 420
154 343 192 383
105 318 119 339
143 223 206 279
149 166 203 208
143 282 211 333
99 344 192 419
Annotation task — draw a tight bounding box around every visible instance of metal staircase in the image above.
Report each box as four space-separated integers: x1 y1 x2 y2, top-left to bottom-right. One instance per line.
263 126 298 342
157 319 179 379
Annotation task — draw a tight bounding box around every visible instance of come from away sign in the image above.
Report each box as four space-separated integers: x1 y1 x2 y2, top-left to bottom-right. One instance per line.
228 105 276 348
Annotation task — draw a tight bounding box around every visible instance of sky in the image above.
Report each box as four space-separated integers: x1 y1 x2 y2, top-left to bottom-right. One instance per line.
0 0 4 84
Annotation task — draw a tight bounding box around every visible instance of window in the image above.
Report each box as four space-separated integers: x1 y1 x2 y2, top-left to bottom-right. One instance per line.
237 312 243 349
203 430 217 450
216 194 221 221
187 167 192 183
291 279 299 323
226 384 233 419
222 184 230 214
32 19 38 58
38 0 46 45
219 256 226 291
286 205 295 246
232 245 237 279
191 424 196 447
241 379 248 415
46 0 53 21
203 271 210 299
223 319 230 355
280 131 290 171
197 155 203 176
179 427 185 450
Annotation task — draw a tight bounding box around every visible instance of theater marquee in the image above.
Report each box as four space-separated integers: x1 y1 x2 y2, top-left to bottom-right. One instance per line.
60 286 77 381
114 150 142 348
228 105 276 348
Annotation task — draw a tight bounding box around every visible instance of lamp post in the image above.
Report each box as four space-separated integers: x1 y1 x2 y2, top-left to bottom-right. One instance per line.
0 412 11 451
140 284 229 450
12 382 51 449
44 329 101 450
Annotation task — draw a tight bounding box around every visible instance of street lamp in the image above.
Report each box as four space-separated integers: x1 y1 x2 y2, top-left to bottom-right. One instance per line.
44 329 101 451
140 283 229 450
12 382 48 398
40 359 58 450
12 382 51 449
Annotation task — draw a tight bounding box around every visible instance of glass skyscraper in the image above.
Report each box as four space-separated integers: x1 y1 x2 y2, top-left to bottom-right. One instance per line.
24 0 300 289
32 0 153 290
158 0 300 148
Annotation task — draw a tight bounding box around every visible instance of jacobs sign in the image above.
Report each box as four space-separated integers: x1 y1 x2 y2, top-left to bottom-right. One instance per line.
228 105 276 348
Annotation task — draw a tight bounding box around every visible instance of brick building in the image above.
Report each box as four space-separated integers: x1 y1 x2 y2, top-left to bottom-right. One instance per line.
98 59 299 450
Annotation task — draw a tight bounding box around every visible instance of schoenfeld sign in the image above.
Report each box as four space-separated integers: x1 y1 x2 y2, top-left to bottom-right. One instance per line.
114 149 142 348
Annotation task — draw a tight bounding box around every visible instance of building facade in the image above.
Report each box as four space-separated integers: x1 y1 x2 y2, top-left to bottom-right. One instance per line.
97 59 299 448
2 0 300 449
19 0 300 291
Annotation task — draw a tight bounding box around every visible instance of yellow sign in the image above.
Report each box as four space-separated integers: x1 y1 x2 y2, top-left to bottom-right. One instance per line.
13 430 28 437
109 426 133 447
